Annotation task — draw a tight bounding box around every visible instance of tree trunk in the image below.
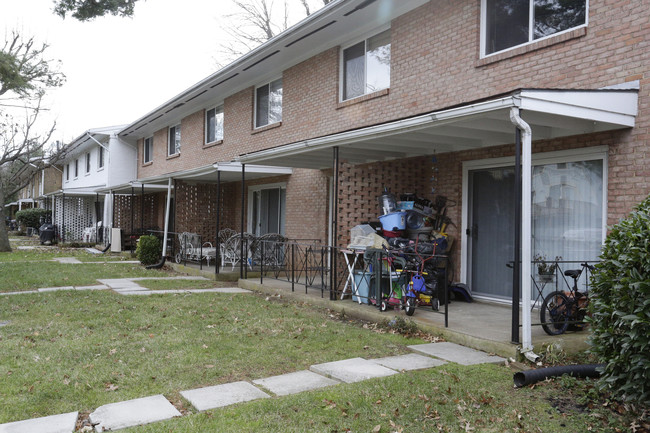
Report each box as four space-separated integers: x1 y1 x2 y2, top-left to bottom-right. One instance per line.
0 188 13 252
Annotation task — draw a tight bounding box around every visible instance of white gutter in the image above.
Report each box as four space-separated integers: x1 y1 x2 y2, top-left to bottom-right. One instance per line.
162 178 173 258
509 107 536 357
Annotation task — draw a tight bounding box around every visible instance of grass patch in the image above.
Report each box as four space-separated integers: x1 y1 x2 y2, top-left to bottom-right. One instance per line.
0 262 176 292
122 364 633 433
137 279 234 290
0 290 424 423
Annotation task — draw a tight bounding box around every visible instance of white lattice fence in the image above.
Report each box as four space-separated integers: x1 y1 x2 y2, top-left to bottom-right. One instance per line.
54 196 96 241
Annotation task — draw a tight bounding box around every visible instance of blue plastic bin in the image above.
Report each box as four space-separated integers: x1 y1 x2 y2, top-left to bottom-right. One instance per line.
353 271 372 304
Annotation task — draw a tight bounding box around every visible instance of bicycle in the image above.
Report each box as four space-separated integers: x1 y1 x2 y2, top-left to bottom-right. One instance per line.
540 262 595 336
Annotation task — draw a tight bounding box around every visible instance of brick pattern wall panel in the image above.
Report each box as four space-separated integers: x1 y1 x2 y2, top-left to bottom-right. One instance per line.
54 196 95 241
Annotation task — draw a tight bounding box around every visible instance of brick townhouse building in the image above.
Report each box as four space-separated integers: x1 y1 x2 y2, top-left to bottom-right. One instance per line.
115 0 646 350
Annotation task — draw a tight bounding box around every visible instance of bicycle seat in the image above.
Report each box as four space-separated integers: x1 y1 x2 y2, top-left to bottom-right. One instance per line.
564 269 581 279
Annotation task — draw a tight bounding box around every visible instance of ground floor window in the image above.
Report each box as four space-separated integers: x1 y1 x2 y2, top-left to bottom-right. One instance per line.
462 148 606 300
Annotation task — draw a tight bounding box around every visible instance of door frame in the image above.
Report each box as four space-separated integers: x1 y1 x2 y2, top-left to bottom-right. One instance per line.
460 146 608 299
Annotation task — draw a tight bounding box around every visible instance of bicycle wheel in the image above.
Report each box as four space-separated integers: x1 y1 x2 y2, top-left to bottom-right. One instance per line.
541 291 570 335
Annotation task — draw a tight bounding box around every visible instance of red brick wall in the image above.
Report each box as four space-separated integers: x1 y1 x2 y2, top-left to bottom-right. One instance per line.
136 0 649 231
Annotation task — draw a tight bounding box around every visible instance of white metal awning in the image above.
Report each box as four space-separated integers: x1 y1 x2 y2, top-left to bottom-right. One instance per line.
238 88 638 168
130 163 293 186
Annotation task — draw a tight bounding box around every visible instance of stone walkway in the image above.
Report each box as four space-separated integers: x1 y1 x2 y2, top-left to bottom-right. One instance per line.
0 342 505 432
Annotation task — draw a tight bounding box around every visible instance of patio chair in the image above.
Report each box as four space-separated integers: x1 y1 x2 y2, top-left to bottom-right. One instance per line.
220 233 254 271
253 233 288 268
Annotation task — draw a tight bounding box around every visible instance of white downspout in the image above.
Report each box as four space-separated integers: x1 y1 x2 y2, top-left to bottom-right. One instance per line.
509 107 537 359
162 178 172 258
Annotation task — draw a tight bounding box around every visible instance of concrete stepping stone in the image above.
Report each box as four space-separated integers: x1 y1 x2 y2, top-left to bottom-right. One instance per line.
408 342 505 366
98 279 146 291
0 411 78 433
310 358 398 383
181 381 270 411
89 395 180 432
370 353 447 371
1 290 39 296
75 285 110 291
38 286 75 293
52 257 82 264
253 370 339 396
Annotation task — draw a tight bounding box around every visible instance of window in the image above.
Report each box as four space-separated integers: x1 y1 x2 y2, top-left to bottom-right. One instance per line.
482 0 587 56
144 137 153 163
248 184 286 236
65 164 70 181
85 153 91 173
255 78 282 128
98 146 105 169
74 159 79 178
206 105 224 143
168 124 181 156
342 28 391 101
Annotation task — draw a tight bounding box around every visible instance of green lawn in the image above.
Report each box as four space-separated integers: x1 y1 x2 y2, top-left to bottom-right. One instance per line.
0 290 424 424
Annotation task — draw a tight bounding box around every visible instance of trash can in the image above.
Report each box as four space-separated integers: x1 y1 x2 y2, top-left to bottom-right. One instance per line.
353 271 372 304
39 223 55 245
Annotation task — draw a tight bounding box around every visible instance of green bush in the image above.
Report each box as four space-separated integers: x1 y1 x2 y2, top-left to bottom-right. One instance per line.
15 208 51 230
589 196 650 404
136 235 161 266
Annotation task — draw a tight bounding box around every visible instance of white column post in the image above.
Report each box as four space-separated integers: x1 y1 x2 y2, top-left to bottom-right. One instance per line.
162 178 172 257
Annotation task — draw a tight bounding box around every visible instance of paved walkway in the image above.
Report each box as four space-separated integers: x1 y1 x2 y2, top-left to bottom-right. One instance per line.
0 341 505 432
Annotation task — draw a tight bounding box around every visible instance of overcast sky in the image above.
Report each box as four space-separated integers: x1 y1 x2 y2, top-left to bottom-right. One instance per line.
1 0 318 143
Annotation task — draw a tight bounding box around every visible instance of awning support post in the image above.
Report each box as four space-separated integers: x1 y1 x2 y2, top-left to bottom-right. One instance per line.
240 164 246 280
330 146 339 301
62 192 66 243
162 178 172 258
512 127 522 344
215 170 221 275
141 183 145 234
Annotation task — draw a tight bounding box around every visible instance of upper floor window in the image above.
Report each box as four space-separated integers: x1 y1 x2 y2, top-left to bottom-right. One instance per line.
482 0 587 56
144 136 153 163
341 28 391 101
85 153 91 173
168 124 181 156
98 146 105 169
65 163 70 181
255 78 282 128
74 159 79 178
206 105 224 143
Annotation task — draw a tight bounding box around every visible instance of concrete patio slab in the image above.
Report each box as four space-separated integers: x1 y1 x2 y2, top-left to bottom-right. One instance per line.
180 381 270 411
310 358 398 383
0 411 78 433
253 370 339 396
89 395 180 432
370 353 447 371
408 342 506 366
38 286 75 293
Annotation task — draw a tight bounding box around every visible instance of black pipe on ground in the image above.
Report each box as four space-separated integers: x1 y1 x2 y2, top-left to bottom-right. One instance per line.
101 243 111 253
146 256 166 270
514 364 604 388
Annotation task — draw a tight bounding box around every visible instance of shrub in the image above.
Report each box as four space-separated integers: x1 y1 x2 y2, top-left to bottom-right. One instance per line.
136 235 161 266
589 195 650 404
15 208 51 230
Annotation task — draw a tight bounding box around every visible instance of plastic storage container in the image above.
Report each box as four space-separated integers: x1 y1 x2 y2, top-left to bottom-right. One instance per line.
379 211 406 231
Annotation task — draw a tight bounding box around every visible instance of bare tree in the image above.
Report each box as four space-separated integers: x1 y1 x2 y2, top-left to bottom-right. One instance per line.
0 31 64 252
216 0 336 67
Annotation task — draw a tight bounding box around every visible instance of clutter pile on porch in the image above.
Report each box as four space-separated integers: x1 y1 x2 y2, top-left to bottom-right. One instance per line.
341 189 471 318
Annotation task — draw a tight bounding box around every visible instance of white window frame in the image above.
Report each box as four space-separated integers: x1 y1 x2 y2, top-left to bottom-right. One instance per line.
205 105 224 144
247 182 287 235
143 136 153 164
98 146 105 170
65 163 70 182
168 124 181 156
74 159 79 179
339 25 391 102
85 152 91 174
480 0 589 58
254 77 283 129
460 146 608 288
